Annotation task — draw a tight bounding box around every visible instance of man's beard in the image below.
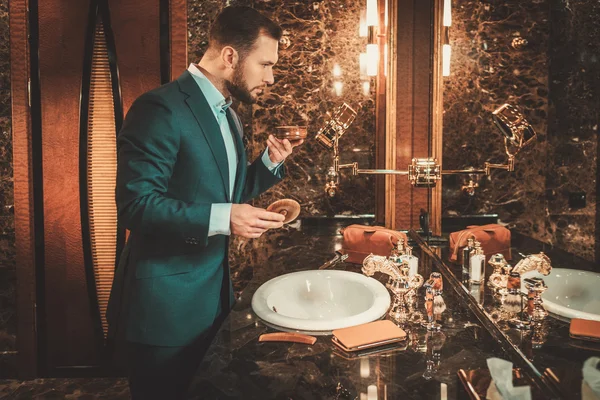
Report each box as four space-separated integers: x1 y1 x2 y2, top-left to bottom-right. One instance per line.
225 64 257 105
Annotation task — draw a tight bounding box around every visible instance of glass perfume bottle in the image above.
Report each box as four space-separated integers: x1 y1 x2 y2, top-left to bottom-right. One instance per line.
462 237 475 281
469 282 485 306
469 241 485 284
390 238 406 259
402 245 419 278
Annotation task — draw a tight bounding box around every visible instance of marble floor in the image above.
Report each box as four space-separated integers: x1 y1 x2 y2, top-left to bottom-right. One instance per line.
0 377 129 399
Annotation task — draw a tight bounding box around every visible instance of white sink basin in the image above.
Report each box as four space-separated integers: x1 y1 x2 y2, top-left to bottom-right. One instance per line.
522 268 600 321
251 270 391 335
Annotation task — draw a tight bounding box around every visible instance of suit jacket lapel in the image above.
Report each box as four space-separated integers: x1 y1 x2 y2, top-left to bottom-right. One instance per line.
177 71 230 200
226 108 247 203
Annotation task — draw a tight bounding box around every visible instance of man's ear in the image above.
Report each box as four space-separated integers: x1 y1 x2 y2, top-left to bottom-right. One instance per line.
221 46 239 69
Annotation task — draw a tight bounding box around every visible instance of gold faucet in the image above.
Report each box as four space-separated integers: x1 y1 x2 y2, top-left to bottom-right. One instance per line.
362 254 424 323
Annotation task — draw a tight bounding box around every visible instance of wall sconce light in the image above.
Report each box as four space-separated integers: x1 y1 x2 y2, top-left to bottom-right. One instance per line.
366 0 379 77
362 81 371 96
333 63 342 77
360 357 370 378
333 81 344 96
332 63 343 96
360 53 368 78
359 8 368 37
442 0 452 77
367 385 378 400
318 102 536 196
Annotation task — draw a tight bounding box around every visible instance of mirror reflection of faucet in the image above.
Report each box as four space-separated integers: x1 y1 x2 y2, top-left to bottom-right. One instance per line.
422 272 445 331
318 102 537 196
422 330 447 380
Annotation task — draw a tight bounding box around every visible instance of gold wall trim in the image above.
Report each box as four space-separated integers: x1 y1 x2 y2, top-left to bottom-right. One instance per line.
431 0 444 235
385 0 398 229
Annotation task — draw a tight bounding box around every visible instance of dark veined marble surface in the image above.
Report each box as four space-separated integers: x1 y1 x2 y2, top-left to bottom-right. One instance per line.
442 0 600 263
435 231 600 400
187 221 512 400
188 0 376 218
0 0 16 357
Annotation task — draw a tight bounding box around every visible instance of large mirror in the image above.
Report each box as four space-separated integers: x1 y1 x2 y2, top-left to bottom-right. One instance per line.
440 0 598 262
437 1 600 397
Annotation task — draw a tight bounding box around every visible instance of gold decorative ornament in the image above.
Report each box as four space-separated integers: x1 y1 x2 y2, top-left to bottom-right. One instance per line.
512 252 552 276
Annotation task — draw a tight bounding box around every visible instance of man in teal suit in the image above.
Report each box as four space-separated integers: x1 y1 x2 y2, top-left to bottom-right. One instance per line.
106 6 301 399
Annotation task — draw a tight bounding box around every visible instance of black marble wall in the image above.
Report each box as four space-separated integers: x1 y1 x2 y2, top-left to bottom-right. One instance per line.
189 0 377 292
188 0 376 217
0 0 15 353
442 0 600 262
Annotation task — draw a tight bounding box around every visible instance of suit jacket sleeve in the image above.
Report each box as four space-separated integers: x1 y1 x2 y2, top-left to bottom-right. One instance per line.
227 109 285 203
116 92 211 245
241 156 286 203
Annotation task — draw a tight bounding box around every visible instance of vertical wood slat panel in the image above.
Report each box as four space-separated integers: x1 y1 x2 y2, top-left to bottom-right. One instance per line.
87 19 118 338
10 0 37 379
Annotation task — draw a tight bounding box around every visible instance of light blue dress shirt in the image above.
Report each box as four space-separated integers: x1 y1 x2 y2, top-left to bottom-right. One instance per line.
187 64 282 236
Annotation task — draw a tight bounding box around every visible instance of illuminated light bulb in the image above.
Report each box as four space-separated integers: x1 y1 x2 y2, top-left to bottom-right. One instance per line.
367 385 377 400
362 81 370 96
443 44 451 76
333 63 342 77
366 0 378 27
360 53 368 77
443 0 452 27
360 358 370 378
334 81 343 96
366 43 379 76
359 9 368 37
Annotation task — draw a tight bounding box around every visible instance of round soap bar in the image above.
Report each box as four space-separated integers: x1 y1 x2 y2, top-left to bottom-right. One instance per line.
266 199 301 224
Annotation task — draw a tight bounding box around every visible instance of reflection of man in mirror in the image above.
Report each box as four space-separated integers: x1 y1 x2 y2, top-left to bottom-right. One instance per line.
106 6 303 400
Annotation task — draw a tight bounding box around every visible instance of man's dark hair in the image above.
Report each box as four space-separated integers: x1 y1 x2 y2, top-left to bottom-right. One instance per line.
209 6 282 57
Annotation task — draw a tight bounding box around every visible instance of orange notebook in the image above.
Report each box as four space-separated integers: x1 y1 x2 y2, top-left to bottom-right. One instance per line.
332 320 407 352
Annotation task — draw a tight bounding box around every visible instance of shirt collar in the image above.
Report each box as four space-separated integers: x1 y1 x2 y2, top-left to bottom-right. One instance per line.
187 63 232 113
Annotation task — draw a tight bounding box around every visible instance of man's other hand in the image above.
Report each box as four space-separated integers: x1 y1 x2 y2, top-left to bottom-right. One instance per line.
230 204 285 238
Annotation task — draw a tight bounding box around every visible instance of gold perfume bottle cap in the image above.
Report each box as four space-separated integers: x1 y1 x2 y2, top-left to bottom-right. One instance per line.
472 240 484 256
467 236 475 247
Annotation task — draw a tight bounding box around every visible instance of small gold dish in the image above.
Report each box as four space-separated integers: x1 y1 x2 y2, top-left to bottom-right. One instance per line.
274 126 308 141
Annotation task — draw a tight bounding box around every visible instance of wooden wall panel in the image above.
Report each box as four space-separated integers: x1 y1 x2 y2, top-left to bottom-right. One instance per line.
12 0 187 376
170 0 188 80
10 0 37 379
38 0 98 367
109 2 162 115
393 0 435 231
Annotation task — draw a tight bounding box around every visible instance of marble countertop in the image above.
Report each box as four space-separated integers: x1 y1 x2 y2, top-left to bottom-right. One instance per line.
429 231 600 400
186 221 509 400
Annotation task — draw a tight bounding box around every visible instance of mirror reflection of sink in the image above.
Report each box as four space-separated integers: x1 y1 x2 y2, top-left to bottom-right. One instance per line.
521 268 600 322
251 270 391 335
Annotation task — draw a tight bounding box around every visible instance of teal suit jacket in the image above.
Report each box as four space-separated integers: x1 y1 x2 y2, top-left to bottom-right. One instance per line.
106 71 284 346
